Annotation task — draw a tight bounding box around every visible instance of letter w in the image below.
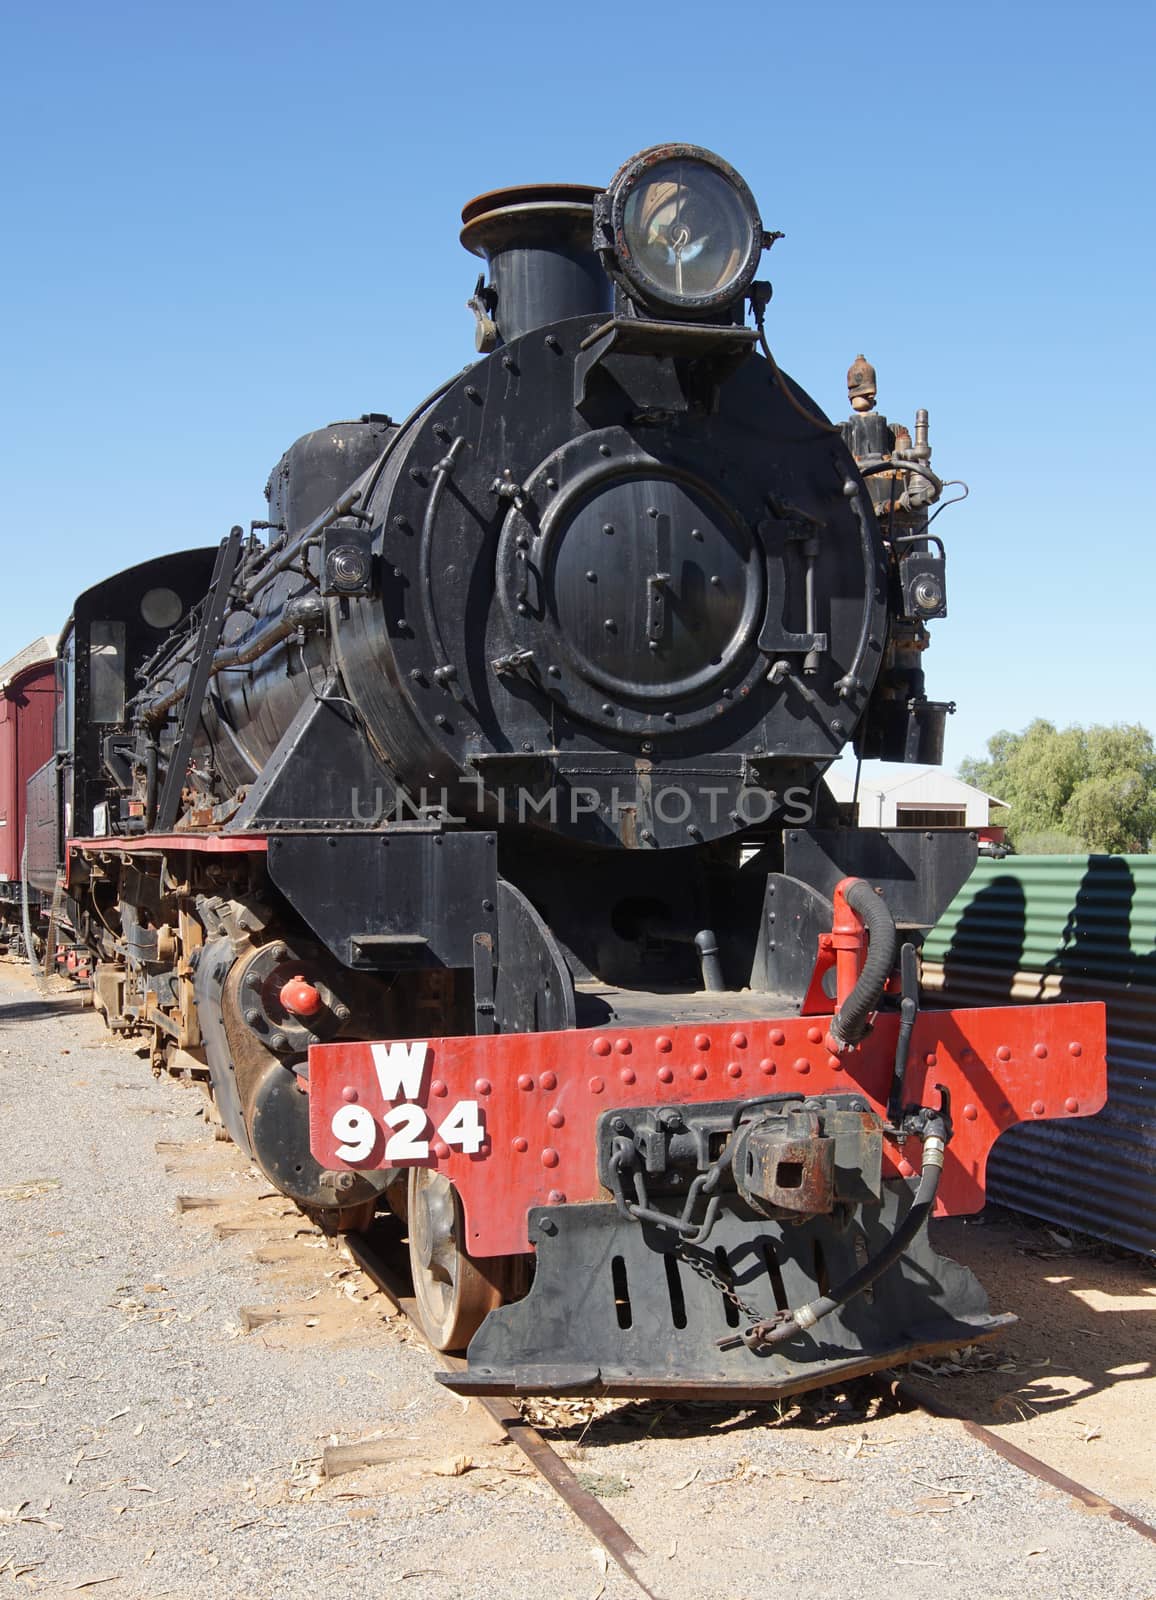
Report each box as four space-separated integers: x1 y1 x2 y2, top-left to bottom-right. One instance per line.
370 1041 429 1101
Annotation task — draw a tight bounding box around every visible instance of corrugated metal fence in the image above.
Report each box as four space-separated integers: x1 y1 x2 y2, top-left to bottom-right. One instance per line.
922 854 1156 1256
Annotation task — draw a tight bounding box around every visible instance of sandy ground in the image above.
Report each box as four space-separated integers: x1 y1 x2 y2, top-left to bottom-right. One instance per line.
1 960 1154 1600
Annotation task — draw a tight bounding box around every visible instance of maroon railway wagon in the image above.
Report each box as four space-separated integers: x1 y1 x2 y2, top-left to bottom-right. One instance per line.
0 638 58 955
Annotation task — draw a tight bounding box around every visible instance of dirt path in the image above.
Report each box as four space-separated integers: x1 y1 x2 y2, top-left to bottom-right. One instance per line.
926 1211 1155 1514
2 961 1153 1600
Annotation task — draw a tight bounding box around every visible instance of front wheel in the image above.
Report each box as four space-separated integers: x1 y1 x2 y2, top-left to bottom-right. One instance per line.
407 1168 518 1352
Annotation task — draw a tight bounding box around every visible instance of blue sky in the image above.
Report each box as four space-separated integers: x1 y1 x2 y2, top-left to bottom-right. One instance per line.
2 0 1152 772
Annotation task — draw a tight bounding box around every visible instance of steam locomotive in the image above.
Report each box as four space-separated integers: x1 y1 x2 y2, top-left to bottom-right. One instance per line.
27 143 1106 1397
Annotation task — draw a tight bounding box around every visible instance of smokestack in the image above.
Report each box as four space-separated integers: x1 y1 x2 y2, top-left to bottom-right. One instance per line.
460 183 611 346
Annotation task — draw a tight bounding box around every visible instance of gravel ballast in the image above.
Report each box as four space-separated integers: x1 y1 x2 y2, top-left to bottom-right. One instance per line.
1 966 1152 1600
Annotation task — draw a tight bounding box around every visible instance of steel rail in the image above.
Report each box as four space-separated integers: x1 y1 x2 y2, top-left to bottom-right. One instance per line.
342 1230 662 1600
896 1377 1156 1546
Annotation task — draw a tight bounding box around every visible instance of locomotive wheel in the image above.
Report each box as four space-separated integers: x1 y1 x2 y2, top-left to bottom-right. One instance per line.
407 1168 506 1352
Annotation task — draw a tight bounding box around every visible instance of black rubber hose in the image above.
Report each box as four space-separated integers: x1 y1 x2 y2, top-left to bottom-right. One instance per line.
757 1117 948 1346
828 879 898 1050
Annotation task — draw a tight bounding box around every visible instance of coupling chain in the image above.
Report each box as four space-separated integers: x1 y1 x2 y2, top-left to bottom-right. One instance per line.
675 1240 767 1327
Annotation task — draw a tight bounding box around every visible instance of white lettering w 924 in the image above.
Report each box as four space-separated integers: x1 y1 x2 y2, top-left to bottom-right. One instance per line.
331 1098 485 1164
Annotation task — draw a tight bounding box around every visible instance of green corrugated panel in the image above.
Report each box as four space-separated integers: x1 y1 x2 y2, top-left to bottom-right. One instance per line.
923 854 1156 987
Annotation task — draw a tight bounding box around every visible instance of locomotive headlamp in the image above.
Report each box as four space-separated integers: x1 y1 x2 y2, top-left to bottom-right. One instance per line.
600 145 766 317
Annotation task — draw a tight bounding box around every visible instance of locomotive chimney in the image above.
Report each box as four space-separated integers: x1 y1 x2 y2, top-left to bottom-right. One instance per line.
460 183 611 348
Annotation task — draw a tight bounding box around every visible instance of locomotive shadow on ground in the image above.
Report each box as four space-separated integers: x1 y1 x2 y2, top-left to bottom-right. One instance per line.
0 994 88 1024
924 1210 1156 1428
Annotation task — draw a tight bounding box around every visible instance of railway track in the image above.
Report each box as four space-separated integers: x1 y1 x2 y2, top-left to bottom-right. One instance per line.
336 1222 1156 1600
341 1227 661 1599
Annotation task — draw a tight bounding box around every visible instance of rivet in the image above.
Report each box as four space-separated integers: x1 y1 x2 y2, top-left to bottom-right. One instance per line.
657 1065 674 1083
465 385 481 401
475 1078 492 1095
827 1054 842 1070
793 1058 811 1076
664 712 676 724
513 1136 528 1153
541 1148 560 1167
963 1103 978 1121
770 1029 786 1046
619 1067 636 1084
694 1033 710 1050
898 1158 915 1178
545 478 557 490
502 355 517 371
518 1073 534 1090
727 1062 742 1079
434 714 450 729
691 1063 708 1081
592 1036 611 1057
547 1109 565 1128
807 1027 823 1044
547 1189 565 1203
1034 1043 1048 1059
710 575 721 588
585 570 597 582
641 829 656 844
602 702 614 715
760 1058 775 1076
548 665 561 678
482 898 494 912
545 334 561 352
588 1076 605 1094
614 1038 632 1055
433 423 451 443
602 523 614 535
1031 1099 1046 1115
432 1139 451 1160
517 602 529 615
647 506 659 519
996 1045 1012 1062
431 1079 447 1098
540 1071 557 1090
690 527 702 541
1064 1096 1079 1113
1069 1042 1082 1057
924 1052 937 1067
599 443 611 456
341 1086 358 1103
731 1032 748 1049
656 1035 673 1053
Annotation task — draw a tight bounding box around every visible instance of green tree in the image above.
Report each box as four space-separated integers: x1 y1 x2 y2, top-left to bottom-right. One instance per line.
958 721 1156 854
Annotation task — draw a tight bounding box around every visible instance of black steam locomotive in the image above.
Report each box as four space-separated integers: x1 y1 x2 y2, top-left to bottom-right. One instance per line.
31 144 1104 1396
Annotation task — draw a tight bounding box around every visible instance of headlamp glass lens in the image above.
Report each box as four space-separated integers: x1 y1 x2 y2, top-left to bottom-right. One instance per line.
621 158 753 306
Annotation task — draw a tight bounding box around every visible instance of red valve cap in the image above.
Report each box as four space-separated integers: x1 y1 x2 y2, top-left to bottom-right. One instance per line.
279 976 323 1017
